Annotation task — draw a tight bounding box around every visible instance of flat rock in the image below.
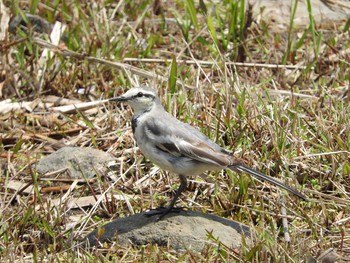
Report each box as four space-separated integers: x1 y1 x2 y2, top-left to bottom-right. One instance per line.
249 0 349 30
35 146 115 179
85 210 251 252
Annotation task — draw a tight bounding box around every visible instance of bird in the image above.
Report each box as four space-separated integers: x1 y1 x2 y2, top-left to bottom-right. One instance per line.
110 86 307 219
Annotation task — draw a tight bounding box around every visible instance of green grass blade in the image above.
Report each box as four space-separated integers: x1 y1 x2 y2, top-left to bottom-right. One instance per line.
239 0 245 40
207 15 219 48
29 0 39 14
184 0 198 29
305 0 318 56
282 0 298 64
168 56 177 93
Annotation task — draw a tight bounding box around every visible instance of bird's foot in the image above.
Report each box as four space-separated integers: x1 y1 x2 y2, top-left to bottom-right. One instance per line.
144 206 185 221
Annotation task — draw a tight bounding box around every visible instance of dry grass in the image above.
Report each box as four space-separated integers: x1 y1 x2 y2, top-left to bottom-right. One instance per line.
1 0 350 261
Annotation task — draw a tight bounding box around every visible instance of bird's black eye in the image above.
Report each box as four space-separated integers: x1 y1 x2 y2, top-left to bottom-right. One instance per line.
137 92 143 97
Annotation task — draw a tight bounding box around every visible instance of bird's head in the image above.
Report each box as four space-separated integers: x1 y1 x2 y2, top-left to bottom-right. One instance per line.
110 86 160 114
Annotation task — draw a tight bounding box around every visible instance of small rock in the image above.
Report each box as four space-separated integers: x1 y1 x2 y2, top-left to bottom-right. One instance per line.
249 0 350 30
9 13 53 35
35 146 115 179
317 248 338 263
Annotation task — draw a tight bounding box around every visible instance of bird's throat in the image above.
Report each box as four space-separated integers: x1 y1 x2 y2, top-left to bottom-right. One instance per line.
131 107 152 134
131 116 138 134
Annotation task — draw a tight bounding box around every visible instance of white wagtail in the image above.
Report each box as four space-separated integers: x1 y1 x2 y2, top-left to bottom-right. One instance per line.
110 86 307 218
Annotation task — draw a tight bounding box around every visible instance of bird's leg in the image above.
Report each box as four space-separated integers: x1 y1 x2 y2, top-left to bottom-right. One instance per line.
144 174 187 220
166 174 187 212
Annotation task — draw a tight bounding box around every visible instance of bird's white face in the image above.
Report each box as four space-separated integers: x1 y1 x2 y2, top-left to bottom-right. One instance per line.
110 87 157 114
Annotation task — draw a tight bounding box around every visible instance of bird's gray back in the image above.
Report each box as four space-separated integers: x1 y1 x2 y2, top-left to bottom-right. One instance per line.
144 105 225 153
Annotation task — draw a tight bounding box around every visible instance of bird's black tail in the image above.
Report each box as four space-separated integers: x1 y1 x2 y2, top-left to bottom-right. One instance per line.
231 164 308 201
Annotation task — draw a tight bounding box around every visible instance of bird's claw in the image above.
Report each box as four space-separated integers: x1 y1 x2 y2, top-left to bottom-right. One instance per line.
144 206 185 221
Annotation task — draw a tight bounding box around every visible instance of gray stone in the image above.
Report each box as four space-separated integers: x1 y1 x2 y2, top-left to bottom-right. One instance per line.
35 146 115 179
249 0 350 30
85 210 251 252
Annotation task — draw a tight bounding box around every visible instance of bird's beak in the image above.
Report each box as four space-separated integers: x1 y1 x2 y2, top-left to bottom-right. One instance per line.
109 96 127 102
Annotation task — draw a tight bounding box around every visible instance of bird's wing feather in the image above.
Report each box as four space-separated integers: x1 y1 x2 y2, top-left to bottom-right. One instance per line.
161 139 232 167
145 115 233 167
